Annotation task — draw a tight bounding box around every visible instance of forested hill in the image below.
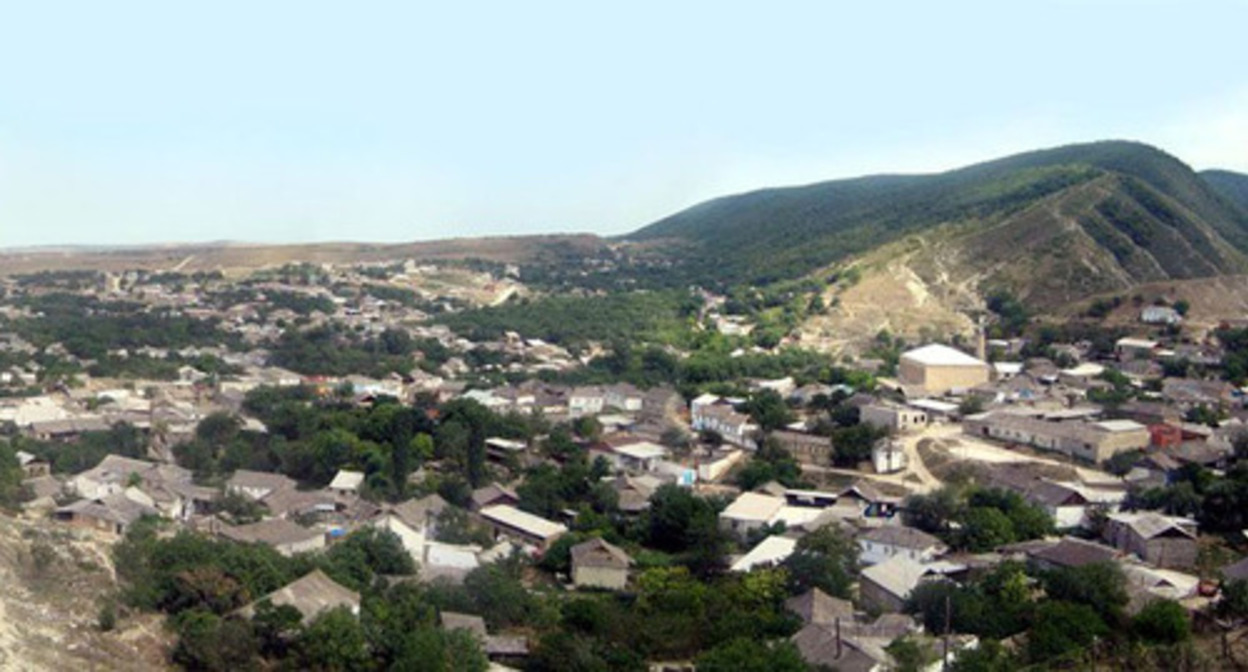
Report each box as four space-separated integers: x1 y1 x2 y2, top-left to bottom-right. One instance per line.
1203 169 1248 214
626 141 1248 291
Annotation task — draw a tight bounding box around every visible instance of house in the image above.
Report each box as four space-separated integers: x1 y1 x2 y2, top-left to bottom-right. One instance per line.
859 554 937 613
871 439 907 474
441 611 531 662
731 535 799 573
262 487 340 520
568 387 607 417
70 454 191 501
1141 306 1182 325
837 482 902 518
570 537 632 590
1021 537 1120 571
1221 556 1248 583
791 621 888 672
693 404 759 449
470 483 520 511
328 469 365 497
858 526 946 566
441 611 488 639
238 569 359 624
609 474 660 515
226 469 297 502
771 430 834 465
595 439 668 473
719 492 785 538
860 404 927 433
1116 337 1159 361
897 344 990 395
478 504 567 550
55 492 159 536
785 587 855 626
370 493 449 558
217 518 326 556
963 411 1149 463
1162 377 1237 408
484 437 528 464
1103 512 1198 569
15 451 50 479
603 383 645 412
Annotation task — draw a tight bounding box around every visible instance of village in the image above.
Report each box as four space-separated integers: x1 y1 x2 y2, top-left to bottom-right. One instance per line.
2 260 1248 671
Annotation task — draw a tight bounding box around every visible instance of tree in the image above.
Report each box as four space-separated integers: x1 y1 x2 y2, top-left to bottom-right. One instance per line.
288 606 371 672
171 609 259 671
739 390 794 433
1220 579 1248 620
389 627 488 672
955 507 1016 552
1026 601 1107 664
1132 599 1190 644
782 525 859 598
1041 562 1129 627
695 638 807 672
886 635 932 672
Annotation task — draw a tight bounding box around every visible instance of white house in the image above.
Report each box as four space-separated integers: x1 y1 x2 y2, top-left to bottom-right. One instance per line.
857 526 946 566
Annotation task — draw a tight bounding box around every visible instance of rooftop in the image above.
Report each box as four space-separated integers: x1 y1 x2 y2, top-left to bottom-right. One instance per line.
480 504 567 540
901 344 986 367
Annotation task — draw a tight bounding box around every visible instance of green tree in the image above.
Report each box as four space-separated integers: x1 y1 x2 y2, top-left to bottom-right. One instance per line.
695 638 807 672
782 525 858 598
1026 601 1107 664
1132 599 1190 644
1041 562 1129 627
289 606 371 672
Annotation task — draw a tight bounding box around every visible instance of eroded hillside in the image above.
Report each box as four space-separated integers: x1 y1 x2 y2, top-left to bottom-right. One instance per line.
0 515 171 671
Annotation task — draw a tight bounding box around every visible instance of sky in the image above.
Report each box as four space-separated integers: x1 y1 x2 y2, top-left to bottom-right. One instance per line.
2 1 1247 248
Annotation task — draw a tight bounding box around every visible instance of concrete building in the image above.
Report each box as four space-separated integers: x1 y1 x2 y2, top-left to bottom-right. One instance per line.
963 411 1149 463
897 344 990 395
771 430 834 465
860 404 927 433
871 439 907 474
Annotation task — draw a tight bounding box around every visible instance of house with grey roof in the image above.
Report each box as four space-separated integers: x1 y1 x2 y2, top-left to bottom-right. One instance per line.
226 469 297 502
859 554 940 613
1103 511 1198 569
55 491 159 536
785 587 855 626
217 518 326 556
238 569 359 624
858 525 946 566
570 537 632 590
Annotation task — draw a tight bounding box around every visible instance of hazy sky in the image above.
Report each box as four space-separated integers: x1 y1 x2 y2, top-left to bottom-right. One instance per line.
2 1 1247 247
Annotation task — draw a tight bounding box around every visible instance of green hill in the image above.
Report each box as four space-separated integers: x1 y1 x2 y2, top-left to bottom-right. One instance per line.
1203 169 1248 214
627 141 1248 294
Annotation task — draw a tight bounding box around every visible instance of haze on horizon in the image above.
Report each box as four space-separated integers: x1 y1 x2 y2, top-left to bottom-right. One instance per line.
2 0 1247 249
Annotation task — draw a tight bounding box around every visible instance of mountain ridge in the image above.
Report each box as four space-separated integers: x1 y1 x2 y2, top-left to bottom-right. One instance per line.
626 141 1248 301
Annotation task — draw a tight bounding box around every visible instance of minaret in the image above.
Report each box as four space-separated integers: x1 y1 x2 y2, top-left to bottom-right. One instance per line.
975 314 987 362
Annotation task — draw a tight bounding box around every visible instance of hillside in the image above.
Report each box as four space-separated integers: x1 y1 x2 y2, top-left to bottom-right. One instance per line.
1203 169 1248 214
628 142 1248 295
0 234 606 277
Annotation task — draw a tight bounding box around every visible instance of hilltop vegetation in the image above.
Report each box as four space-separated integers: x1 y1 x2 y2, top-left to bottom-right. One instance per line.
1203 169 1248 214
627 142 1248 298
